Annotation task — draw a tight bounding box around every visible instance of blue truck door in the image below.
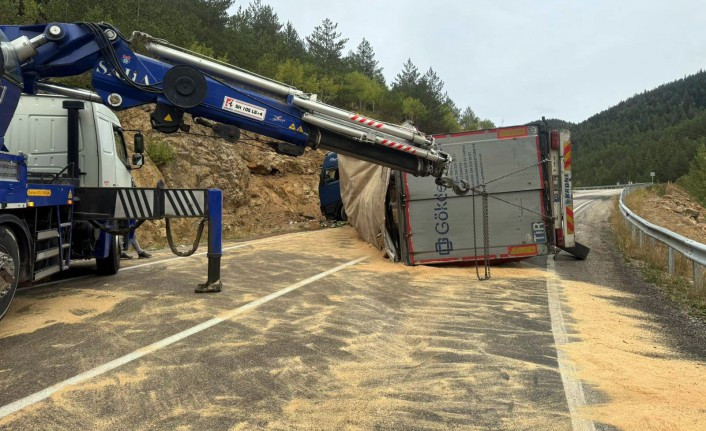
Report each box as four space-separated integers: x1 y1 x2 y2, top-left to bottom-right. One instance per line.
319 152 343 219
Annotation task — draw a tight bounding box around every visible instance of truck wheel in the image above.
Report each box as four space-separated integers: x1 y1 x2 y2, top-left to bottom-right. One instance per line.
339 205 348 222
0 227 20 321
96 235 121 275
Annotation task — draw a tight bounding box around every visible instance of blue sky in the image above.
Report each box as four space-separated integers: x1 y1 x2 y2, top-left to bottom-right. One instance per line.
229 0 706 125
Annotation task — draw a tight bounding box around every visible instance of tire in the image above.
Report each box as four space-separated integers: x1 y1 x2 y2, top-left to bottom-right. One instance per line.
96 234 121 275
0 227 20 322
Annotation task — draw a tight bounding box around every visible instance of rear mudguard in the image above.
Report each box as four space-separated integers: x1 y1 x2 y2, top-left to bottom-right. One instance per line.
560 241 590 260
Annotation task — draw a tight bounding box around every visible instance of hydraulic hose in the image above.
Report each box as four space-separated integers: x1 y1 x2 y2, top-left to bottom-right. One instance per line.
165 217 207 257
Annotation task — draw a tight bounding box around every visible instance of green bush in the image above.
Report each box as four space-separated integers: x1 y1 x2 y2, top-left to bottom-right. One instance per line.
678 142 706 206
146 137 176 167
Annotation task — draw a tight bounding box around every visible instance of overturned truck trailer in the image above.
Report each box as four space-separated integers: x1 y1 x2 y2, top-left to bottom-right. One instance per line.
339 125 589 265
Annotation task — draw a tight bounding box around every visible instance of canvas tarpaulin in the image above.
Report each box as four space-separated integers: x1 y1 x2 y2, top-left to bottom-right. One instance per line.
338 154 390 250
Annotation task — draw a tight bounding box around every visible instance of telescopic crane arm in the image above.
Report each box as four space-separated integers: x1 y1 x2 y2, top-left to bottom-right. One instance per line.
0 22 468 193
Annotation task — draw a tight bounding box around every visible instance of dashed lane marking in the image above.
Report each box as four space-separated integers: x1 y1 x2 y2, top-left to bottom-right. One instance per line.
0 256 368 420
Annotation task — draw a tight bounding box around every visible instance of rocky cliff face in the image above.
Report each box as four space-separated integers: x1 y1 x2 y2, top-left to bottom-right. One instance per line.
117 106 325 249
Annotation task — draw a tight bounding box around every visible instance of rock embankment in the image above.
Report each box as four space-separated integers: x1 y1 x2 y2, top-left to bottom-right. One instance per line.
625 183 706 244
117 106 325 249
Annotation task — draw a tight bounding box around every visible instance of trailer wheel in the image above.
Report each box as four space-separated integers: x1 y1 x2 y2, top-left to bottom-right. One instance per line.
96 235 121 275
0 227 20 321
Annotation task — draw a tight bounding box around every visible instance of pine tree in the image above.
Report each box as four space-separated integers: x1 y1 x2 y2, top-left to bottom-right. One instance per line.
226 0 283 70
393 59 420 91
348 38 384 83
459 107 480 130
0 0 42 23
420 68 444 101
240 0 282 35
305 18 348 70
282 21 306 59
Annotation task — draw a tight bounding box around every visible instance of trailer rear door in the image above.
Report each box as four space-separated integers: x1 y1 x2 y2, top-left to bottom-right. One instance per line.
401 125 552 265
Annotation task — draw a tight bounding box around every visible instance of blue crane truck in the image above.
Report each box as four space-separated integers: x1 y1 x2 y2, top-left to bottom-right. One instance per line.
0 22 462 320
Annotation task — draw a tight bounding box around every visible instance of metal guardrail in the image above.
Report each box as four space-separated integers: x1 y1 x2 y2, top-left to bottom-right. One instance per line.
575 183 651 191
620 186 705 288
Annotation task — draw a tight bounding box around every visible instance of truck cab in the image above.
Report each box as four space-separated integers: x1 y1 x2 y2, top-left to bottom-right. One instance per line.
2 94 141 282
319 152 346 221
4 94 133 188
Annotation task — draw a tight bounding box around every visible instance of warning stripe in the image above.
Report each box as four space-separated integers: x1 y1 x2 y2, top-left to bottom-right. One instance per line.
566 206 575 234
139 189 153 217
164 190 206 218
564 140 572 171
350 114 384 129
114 189 156 219
380 139 417 154
111 189 207 219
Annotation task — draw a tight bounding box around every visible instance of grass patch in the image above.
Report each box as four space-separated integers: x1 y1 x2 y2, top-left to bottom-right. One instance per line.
652 183 667 197
146 137 176 167
612 195 706 320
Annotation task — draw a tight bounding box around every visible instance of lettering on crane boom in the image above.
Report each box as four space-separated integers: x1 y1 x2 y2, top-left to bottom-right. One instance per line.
95 60 152 85
222 96 266 121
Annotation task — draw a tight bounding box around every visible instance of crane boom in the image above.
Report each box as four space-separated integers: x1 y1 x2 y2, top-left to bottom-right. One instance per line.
0 22 467 190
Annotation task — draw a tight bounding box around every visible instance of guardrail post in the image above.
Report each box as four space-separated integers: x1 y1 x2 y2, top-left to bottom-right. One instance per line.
668 247 675 275
694 262 704 290
639 230 644 248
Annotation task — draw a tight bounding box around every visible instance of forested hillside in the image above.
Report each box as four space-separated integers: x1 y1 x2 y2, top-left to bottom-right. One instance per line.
569 71 706 186
0 0 493 133
6 0 703 194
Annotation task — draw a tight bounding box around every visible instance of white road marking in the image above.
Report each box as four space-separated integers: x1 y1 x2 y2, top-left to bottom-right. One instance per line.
24 230 316 290
573 200 594 215
0 255 368 420
546 257 596 431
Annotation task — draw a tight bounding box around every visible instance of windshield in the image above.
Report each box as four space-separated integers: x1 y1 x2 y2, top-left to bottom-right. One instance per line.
113 127 129 166
0 29 23 86
324 167 339 184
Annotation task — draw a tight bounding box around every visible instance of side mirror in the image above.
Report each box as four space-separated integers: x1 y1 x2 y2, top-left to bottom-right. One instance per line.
134 132 145 154
132 153 144 168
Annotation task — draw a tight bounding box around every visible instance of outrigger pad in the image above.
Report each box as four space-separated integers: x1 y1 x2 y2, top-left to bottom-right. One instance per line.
560 241 591 260
195 280 222 293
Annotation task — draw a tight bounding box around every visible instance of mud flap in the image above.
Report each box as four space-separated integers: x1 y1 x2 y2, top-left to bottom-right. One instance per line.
560 241 590 260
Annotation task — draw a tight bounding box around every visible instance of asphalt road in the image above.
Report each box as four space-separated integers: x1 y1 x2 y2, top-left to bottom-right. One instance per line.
0 189 702 430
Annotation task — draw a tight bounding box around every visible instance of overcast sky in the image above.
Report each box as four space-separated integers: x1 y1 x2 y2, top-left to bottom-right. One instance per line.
229 0 706 125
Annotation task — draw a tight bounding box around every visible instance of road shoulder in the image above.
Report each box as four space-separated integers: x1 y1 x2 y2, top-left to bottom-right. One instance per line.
556 193 706 430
